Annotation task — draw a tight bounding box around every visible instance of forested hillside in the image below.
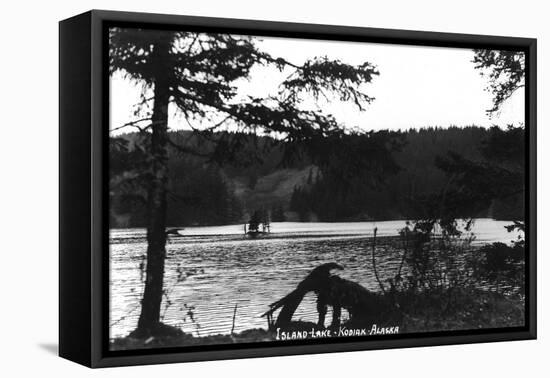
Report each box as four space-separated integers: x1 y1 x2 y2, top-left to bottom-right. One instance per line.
109 126 523 227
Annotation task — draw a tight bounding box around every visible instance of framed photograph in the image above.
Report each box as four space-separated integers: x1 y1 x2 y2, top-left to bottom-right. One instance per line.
59 10 536 368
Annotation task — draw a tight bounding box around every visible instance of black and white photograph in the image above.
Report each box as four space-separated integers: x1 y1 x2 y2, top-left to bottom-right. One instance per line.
107 26 527 351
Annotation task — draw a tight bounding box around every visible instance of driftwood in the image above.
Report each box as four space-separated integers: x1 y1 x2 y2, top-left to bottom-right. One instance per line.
262 263 342 328
263 262 388 329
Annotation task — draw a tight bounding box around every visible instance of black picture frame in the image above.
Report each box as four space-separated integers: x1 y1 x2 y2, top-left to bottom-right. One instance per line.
59 9 537 368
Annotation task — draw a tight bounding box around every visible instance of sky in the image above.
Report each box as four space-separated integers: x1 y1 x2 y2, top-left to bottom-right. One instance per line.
110 34 525 133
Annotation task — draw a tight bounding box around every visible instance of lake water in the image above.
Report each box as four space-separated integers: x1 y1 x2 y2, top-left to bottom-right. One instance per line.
109 219 519 339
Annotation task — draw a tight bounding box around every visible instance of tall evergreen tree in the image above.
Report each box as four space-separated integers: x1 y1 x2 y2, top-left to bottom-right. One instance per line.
109 28 380 337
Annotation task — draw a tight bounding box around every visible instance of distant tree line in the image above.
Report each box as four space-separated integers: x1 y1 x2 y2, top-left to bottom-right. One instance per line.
111 125 523 227
110 135 243 228
290 125 524 222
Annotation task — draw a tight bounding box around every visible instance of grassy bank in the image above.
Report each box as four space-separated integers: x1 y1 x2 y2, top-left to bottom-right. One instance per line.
396 287 524 333
110 287 524 350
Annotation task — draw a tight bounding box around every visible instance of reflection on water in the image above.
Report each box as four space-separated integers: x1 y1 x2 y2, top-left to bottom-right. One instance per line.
109 219 519 339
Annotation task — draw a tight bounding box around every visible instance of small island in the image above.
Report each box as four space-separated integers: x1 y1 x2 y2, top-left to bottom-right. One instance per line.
244 209 271 238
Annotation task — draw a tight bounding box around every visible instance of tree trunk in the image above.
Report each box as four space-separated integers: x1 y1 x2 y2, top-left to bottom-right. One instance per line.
134 38 171 336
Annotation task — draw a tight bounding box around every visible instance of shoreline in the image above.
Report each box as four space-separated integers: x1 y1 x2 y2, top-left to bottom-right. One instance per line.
110 287 525 351
109 218 521 246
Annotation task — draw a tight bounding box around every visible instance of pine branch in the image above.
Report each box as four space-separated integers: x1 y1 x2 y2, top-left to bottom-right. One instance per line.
110 117 153 133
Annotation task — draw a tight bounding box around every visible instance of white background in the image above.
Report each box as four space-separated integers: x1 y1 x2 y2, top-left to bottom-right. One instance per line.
0 0 547 375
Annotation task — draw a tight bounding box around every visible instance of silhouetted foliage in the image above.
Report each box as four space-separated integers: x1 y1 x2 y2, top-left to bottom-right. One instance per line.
473 49 525 114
